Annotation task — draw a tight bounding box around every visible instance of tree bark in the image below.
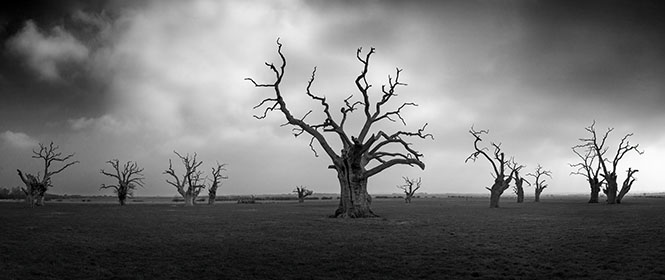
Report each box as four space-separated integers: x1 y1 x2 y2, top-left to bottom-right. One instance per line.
535 189 542 202
605 174 618 204
184 192 195 206
331 165 375 218
208 191 216 205
515 181 524 203
588 178 601 203
488 178 508 208
405 195 412 203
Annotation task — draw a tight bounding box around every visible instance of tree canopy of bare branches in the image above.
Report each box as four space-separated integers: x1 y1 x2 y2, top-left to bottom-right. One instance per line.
397 176 422 203
293 186 314 203
208 162 228 205
17 142 79 207
577 121 643 204
246 39 432 218
164 151 205 206
466 127 516 208
526 164 552 202
100 159 145 206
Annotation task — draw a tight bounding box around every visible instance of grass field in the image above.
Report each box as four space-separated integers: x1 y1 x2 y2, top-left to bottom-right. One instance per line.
2 197 664 279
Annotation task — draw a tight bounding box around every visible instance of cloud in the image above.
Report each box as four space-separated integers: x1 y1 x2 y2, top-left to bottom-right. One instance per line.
0 131 38 149
6 20 89 81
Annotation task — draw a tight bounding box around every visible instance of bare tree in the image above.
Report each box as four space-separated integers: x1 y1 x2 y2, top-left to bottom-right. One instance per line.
397 176 422 203
246 39 432 218
570 145 605 203
526 164 552 202
164 151 205 206
616 168 638 204
100 159 145 206
508 159 529 203
579 122 643 204
466 127 516 208
293 186 314 203
208 162 228 205
17 142 79 207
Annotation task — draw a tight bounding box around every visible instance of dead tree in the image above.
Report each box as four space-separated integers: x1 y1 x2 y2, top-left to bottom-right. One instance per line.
526 164 552 202
579 121 643 204
508 159 529 203
465 127 516 208
16 142 79 207
100 159 145 206
247 39 432 218
616 168 638 204
570 145 605 203
397 176 422 203
164 151 205 206
293 186 314 203
208 162 228 205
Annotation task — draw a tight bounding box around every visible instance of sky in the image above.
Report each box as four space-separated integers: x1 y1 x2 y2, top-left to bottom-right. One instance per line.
1 0 664 197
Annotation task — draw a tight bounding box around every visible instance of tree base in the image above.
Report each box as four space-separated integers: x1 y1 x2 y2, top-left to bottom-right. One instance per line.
330 207 379 218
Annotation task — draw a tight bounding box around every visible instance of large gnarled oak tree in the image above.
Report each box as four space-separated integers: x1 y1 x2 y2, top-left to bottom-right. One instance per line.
247 39 432 218
466 127 516 208
100 159 145 206
578 121 642 204
17 142 79 207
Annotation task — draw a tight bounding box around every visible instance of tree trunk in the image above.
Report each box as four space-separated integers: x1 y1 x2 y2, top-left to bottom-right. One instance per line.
535 189 542 202
405 195 412 203
208 192 216 205
605 175 618 204
25 194 35 207
488 178 508 208
118 191 127 206
617 183 631 204
588 178 601 203
298 197 305 203
516 184 524 203
331 166 376 218
184 192 195 206
119 198 126 206
35 193 45 206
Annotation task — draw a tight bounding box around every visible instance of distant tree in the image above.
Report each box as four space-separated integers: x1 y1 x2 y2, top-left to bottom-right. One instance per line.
164 151 205 206
508 159 529 203
397 176 421 203
526 164 552 202
570 145 605 203
100 159 145 206
247 39 432 218
293 186 314 203
578 121 642 204
17 142 79 207
616 168 638 204
208 162 228 205
466 127 516 208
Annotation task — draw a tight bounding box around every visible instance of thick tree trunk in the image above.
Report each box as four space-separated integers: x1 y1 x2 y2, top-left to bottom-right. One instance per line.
119 198 126 206
516 184 524 203
535 189 542 202
588 178 601 203
488 178 508 208
25 194 35 207
208 193 216 205
405 195 412 203
298 197 305 203
184 192 195 206
35 193 45 206
605 176 618 204
331 167 376 218
118 191 127 206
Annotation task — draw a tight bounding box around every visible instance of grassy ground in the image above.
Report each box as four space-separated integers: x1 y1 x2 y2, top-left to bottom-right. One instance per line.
1 197 664 279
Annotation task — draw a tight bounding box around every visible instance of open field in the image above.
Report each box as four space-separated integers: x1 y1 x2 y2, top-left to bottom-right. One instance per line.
2 197 664 279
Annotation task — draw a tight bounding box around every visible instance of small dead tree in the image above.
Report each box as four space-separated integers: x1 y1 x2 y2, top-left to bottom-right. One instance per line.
508 159 529 203
100 159 145 206
526 164 552 202
247 39 432 218
17 142 79 207
466 127 516 208
616 168 638 204
293 186 314 203
208 162 228 205
570 145 605 203
164 151 205 206
579 121 643 204
397 176 422 203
